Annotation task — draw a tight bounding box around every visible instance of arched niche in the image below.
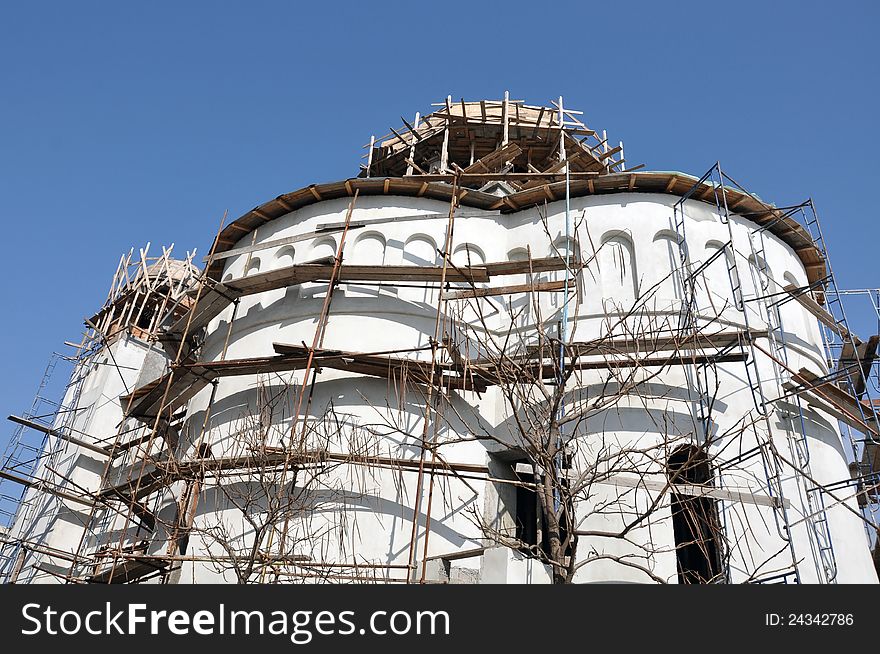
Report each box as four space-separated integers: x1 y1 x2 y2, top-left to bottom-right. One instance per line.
598 230 638 307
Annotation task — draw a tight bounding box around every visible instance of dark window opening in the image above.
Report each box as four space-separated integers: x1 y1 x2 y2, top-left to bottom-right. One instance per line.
136 307 155 331
515 475 538 550
667 445 724 584
513 464 573 561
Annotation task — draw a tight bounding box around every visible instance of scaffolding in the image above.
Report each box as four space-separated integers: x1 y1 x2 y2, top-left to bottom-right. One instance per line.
1 95 878 585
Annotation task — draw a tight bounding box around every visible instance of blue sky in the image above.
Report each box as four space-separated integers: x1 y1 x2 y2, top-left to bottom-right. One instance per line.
0 1 877 427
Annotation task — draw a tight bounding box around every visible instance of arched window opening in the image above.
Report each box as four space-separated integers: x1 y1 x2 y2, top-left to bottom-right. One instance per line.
275 246 295 268
781 271 810 339
401 235 438 303
548 237 577 308
652 231 681 301
667 445 724 584
700 241 738 314
452 243 485 268
506 247 532 288
303 239 336 298
503 248 533 324
550 236 576 262
273 246 299 301
749 253 770 293
349 233 387 296
599 232 638 306
245 257 261 276
403 234 438 266
351 232 386 265
309 238 337 262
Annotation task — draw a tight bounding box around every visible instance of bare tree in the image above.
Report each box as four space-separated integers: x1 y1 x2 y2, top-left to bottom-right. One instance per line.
185 381 364 584
422 215 766 584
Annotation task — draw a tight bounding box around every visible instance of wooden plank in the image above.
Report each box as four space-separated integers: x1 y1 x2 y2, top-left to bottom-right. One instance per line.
6 415 110 457
228 263 492 295
484 352 747 385
483 255 573 276
591 474 788 509
208 224 367 262
323 451 489 475
121 368 212 421
788 368 880 439
162 259 502 343
557 352 747 374
88 557 168 584
0 469 93 507
99 468 168 502
596 144 623 161
425 546 488 562
111 429 164 456
461 142 523 174
158 451 328 477
163 283 242 337
527 330 763 359
784 284 861 344
174 256 571 334
440 279 574 301
271 343 485 392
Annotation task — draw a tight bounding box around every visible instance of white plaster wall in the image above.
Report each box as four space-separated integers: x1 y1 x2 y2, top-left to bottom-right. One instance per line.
16 192 867 584
166 192 877 583
6 335 158 583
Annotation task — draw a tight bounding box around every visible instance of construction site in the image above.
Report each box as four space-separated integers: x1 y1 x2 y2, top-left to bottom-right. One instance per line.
1 93 878 584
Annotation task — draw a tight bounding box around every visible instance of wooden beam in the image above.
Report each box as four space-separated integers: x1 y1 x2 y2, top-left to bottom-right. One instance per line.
501 90 509 147
404 158 429 176
788 368 880 439
228 263 491 295
324 452 489 475
483 255 573 276
425 546 488 562
166 257 574 343
0 469 93 507
88 557 168 584
272 343 486 392
461 142 523 174
784 284 860 343
405 111 420 176
590 474 788 509
439 97 451 172
209 223 367 263
559 330 762 359
7 415 110 457
596 144 623 161
440 279 575 301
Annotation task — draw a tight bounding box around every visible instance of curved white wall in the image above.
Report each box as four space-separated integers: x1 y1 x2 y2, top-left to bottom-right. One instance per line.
171 192 876 584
